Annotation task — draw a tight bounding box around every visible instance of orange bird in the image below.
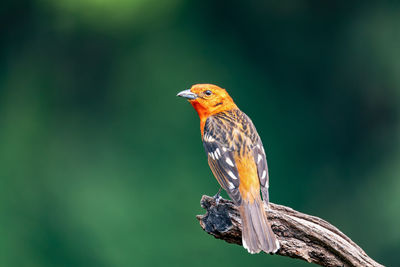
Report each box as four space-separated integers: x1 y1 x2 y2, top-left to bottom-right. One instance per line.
177 84 280 254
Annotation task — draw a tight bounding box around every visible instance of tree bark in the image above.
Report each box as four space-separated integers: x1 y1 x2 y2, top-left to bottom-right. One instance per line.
196 195 384 267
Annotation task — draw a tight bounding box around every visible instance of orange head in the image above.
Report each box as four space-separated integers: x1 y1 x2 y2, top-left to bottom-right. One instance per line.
177 84 237 119
177 84 237 135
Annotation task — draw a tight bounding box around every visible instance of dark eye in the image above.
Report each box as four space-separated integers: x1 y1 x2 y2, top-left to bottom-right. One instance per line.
204 90 212 96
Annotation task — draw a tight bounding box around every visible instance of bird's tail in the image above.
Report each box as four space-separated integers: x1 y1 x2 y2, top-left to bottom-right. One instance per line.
239 196 280 254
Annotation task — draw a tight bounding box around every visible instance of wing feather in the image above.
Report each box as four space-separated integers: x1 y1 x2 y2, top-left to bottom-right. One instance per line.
230 109 270 205
252 139 270 205
203 117 242 205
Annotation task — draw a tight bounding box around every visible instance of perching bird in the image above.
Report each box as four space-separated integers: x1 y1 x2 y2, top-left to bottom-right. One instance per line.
177 84 280 254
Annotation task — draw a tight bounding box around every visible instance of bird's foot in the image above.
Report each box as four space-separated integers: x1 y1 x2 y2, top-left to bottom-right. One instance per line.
213 188 222 205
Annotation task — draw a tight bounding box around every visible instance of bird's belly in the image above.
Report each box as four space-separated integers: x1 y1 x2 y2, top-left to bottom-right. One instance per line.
234 153 260 203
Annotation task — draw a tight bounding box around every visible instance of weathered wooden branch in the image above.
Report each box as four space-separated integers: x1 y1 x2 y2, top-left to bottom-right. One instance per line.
196 195 383 267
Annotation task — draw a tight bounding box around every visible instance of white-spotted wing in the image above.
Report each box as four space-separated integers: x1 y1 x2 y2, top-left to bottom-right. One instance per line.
203 117 242 205
252 138 270 205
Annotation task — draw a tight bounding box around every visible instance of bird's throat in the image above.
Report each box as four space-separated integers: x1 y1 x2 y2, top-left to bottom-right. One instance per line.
190 101 210 137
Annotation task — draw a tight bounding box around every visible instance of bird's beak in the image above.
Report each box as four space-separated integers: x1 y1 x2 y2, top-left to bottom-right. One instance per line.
177 89 198 100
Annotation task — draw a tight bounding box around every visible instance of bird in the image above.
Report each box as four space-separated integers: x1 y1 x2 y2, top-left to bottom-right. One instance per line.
177 84 280 254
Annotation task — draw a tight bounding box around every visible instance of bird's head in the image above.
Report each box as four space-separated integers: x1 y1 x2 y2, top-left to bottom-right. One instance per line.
177 84 237 120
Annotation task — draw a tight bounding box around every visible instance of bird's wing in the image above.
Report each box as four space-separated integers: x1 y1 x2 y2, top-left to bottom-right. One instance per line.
251 137 270 205
203 116 242 205
233 110 270 205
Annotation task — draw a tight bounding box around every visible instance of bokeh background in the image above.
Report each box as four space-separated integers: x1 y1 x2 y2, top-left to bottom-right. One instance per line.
1 1 399 266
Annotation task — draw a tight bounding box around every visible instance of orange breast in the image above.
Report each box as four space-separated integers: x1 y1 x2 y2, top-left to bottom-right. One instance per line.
234 152 260 203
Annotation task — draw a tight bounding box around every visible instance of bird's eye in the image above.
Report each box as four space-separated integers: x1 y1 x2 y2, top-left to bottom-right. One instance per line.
204 90 212 96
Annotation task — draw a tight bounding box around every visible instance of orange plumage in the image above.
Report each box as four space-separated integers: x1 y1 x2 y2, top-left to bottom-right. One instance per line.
177 84 280 254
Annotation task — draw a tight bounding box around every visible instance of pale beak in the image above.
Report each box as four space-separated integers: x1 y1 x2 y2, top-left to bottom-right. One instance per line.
177 89 198 100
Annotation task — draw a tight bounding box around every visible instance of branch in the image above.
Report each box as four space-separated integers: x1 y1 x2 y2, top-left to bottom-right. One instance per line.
196 195 383 267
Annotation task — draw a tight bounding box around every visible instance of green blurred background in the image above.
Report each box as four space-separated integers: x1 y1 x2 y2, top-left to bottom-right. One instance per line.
1 1 399 266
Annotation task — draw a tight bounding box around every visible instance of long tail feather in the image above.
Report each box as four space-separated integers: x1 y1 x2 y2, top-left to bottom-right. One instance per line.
239 197 280 254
